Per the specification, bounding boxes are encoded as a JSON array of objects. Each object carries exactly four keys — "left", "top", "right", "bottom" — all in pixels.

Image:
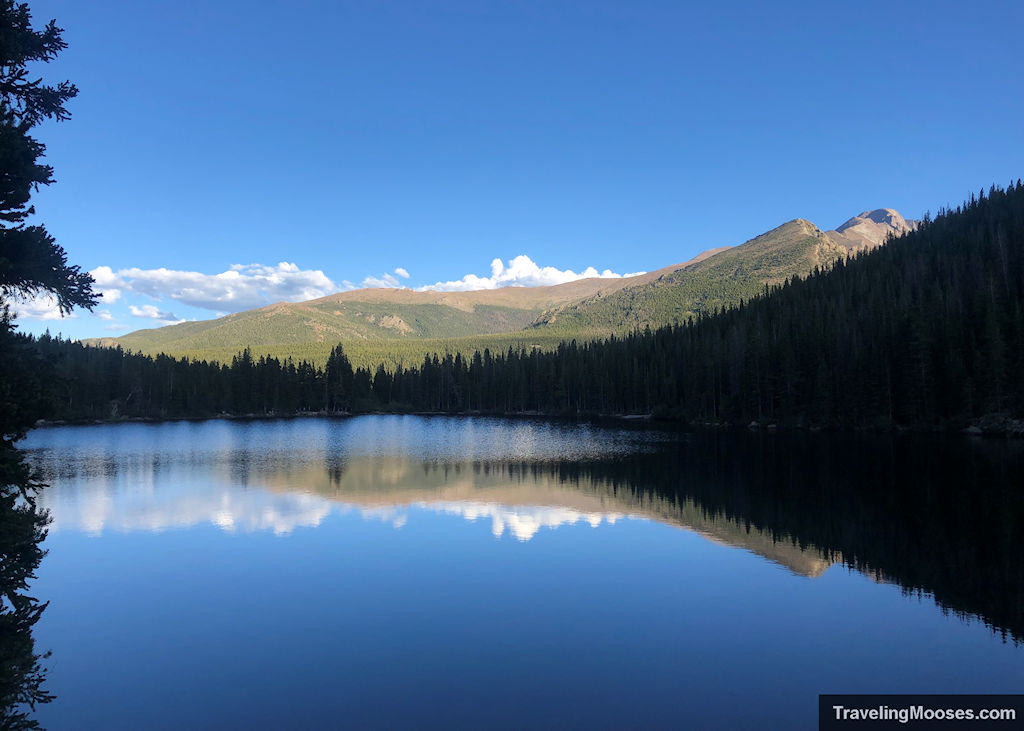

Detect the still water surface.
[{"left": 20, "top": 416, "right": 1024, "bottom": 728}]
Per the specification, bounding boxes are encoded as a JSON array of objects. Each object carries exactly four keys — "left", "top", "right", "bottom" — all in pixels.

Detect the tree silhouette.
[
  {"left": 0, "top": 0, "right": 94, "bottom": 314},
  {"left": 0, "top": 2, "right": 97, "bottom": 722}
]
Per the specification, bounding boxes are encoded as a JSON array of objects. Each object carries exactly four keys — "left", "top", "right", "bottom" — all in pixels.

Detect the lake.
[{"left": 16, "top": 416, "right": 1024, "bottom": 728}]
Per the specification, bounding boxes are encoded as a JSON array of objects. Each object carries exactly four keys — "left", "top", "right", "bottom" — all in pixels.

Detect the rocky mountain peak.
[{"left": 828, "top": 208, "right": 917, "bottom": 250}]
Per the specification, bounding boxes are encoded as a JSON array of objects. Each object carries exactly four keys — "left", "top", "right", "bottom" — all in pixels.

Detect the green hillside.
[
  {"left": 532, "top": 220, "right": 848, "bottom": 333},
  {"left": 104, "top": 300, "right": 540, "bottom": 351}
]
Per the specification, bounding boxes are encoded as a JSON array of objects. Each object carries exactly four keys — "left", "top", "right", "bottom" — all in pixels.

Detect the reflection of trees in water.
[
  {"left": 313, "top": 430, "right": 1024, "bottom": 641},
  {"left": 0, "top": 443, "right": 53, "bottom": 728},
  {"left": 519, "top": 431, "right": 1024, "bottom": 644}
]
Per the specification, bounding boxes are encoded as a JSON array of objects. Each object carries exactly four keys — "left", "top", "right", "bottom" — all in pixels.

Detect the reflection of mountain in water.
[
  {"left": 265, "top": 457, "right": 837, "bottom": 577},
  {"left": 35, "top": 451, "right": 836, "bottom": 578},
  {"left": 29, "top": 425, "right": 1024, "bottom": 642},
  {"left": 267, "top": 432, "right": 1024, "bottom": 641}
]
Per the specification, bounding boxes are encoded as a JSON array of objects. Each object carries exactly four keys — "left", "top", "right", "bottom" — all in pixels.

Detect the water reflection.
[
  {"left": 0, "top": 444, "right": 53, "bottom": 727},
  {"left": 29, "top": 449, "right": 835, "bottom": 577},
  {"left": 22, "top": 418, "right": 1024, "bottom": 643}
]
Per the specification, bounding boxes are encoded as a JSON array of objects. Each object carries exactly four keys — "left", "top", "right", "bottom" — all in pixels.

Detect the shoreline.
[{"left": 29, "top": 410, "right": 1024, "bottom": 438}]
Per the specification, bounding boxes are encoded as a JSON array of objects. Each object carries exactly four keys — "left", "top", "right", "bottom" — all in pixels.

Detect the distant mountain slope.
[
  {"left": 90, "top": 249, "right": 720, "bottom": 356},
  {"left": 91, "top": 208, "right": 911, "bottom": 364},
  {"left": 532, "top": 210, "right": 912, "bottom": 333},
  {"left": 99, "top": 299, "right": 541, "bottom": 351}
]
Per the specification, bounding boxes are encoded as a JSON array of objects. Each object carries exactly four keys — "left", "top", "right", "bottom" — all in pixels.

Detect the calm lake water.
[{"left": 17, "top": 416, "right": 1024, "bottom": 728}]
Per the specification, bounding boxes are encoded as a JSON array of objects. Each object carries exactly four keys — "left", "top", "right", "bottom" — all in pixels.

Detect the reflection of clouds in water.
[
  {"left": 21, "top": 419, "right": 842, "bottom": 582},
  {"left": 348, "top": 505, "right": 410, "bottom": 530},
  {"left": 423, "top": 501, "right": 624, "bottom": 542},
  {"left": 25, "top": 417, "right": 651, "bottom": 539},
  {"left": 39, "top": 480, "right": 332, "bottom": 536},
  {"left": 348, "top": 503, "right": 622, "bottom": 541},
  {"left": 40, "top": 479, "right": 624, "bottom": 542}
]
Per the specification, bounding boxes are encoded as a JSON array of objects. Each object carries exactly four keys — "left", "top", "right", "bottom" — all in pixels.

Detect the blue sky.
[{"left": 15, "top": 0, "right": 1024, "bottom": 338}]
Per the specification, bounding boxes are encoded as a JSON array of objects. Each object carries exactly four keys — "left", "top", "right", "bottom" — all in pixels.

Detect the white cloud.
[
  {"left": 129, "top": 304, "right": 185, "bottom": 325},
  {"left": 89, "top": 262, "right": 338, "bottom": 313},
  {"left": 90, "top": 266, "right": 122, "bottom": 303},
  {"left": 9, "top": 295, "right": 73, "bottom": 321},
  {"left": 70, "top": 256, "right": 643, "bottom": 326},
  {"left": 419, "top": 254, "right": 645, "bottom": 292},
  {"left": 361, "top": 272, "right": 402, "bottom": 288},
  {"left": 358, "top": 267, "right": 413, "bottom": 288}
]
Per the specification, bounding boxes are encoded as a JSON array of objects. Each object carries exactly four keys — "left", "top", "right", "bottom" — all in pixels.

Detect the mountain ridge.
[{"left": 88, "top": 208, "right": 913, "bottom": 367}]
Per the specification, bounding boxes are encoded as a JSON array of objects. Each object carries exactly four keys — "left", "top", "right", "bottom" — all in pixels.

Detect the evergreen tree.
[
  {"left": 0, "top": 4, "right": 91, "bottom": 723},
  {"left": 0, "top": 1, "right": 93, "bottom": 314}
]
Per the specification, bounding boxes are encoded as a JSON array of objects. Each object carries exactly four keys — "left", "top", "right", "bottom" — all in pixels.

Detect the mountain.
[
  {"left": 826, "top": 208, "right": 917, "bottom": 250},
  {"left": 91, "top": 208, "right": 913, "bottom": 367},
  {"left": 530, "top": 209, "right": 916, "bottom": 333},
  {"left": 88, "top": 249, "right": 722, "bottom": 365}
]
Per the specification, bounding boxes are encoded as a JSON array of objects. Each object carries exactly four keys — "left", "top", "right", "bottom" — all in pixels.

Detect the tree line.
[{"left": 22, "top": 181, "right": 1024, "bottom": 430}]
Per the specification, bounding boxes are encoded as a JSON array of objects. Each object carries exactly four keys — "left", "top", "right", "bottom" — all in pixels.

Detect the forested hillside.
[
  {"left": 535, "top": 209, "right": 917, "bottom": 335},
  {"left": 534, "top": 219, "right": 847, "bottom": 333},
  {"left": 25, "top": 184, "right": 1024, "bottom": 430}
]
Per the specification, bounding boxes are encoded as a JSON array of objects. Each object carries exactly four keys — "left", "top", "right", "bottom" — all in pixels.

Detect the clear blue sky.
[{"left": 17, "top": 0, "right": 1024, "bottom": 338}]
